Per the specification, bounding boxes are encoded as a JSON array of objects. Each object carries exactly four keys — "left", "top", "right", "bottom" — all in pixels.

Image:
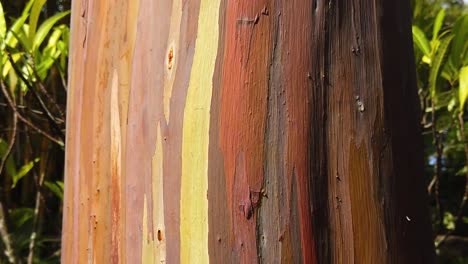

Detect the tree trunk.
[{"left": 61, "top": 0, "right": 435, "bottom": 263}]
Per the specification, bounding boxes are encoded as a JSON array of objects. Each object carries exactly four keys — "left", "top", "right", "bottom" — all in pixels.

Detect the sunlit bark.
[{"left": 62, "top": 0, "right": 435, "bottom": 263}]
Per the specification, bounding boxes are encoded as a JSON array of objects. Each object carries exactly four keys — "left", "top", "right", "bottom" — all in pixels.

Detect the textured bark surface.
[{"left": 62, "top": 0, "right": 435, "bottom": 263}]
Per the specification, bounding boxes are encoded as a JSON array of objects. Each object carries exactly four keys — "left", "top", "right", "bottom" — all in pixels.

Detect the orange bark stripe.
[{"left": 220, "top": 0, "right": 272, "bottom": 262}]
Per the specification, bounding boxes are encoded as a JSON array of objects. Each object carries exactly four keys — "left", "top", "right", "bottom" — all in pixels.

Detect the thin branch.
[
  {"left": 0, "top": 105, "right": 17, "bottom": 178},
  {"left": 1, "top": 81, "right": 64, "bottom": 148},
  {"left": 26, "top": 126, "right": 47, "bottom": 264},
  {"left": 7, "top": 54, "right": 65, "bottom": 139},
  {"left": 35, "top": 77, "right": 65, "bottom": 121},
  {"left": 0, "top": 103, "right": 64, "bottom": 124},
  {"left": 55, "top": 60, "right": 68, "bottom": 92},
  {"left": 429, "top": 96, "right": 443, "bottom": 232},
  {"left": 27, "top": 192, "right": 40, "bottom": 264},
  {"left": 0, "top": 202, "right": 16, "bottom": 264},
  {"left": 19, "top": 53, "right": 66, "bottom": 120},
  {"left": 13, "top": 50, "right": 66, "bottom": 121},
  {"left": 0, "top": 92, "right": 18, "bottom": 264},
  {"left": 427, "top": 176, "right": 436, "bottom": 194},
  {"left": 27, "top": 168, "right": 44, "bottom": 264}
]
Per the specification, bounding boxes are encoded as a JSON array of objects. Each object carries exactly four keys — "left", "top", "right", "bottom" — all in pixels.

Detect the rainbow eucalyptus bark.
[{"left": 62, "top": 0, "right": 434, "bottom": 263}]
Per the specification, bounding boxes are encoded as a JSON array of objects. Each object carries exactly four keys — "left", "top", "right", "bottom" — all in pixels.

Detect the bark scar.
[
  {"left": 81, "top": 0, "right": 89, "bottom": 47},
  {"left": 236, "top": 7, "right": 269, "bottom": 66},
  {"left": 239, "top": 186, "right": 266, "bottom": 220}
]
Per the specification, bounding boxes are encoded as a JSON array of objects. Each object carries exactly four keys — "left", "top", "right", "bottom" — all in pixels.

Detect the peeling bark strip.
[
  {"left": 180, "top": 0, "right": 221, "bottom": 261},
  {"left": 62, "top": 0, "right": 434, "bottom": 263}
]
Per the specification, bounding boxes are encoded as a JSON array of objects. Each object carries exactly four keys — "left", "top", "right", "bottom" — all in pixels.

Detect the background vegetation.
[
  {"left": 0, "top": 0, "right": 69, "bottom": 263},
  {"left": 0, "top": 0, "right": 465, "bottom": 263},
  {"left": 412, "top": 0, "right": 468, "bottom": 262}
]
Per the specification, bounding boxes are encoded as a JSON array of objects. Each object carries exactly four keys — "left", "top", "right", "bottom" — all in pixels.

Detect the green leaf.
[
  {"left": 4, "top": 0, "right": 34, "bottom": 48},
  {"left": 432, "top": 9, "right": 445, "bottom": 42},
  {"left": 11, "top": 158, "right": 39, "bottom": 188},
  {"left": 456, "top": 165, "right": 467, "bottom": 176},
  {"left": 2, "top": 52, "right": 23, "bottom": 78},
  {"left": 9, "top": 25, "right": 32, "bottom": 52},
  {"left": 448, "top": 97, "right": 456, "bottom": 112},
  {"left": 44, "top": 181, "right": 64, "bottom": 200},
  {"left": 46, "top": 26, "right": 64, "bottom": 49},
  {"left": 33, "top": 10, "right": 70, "bottom": 51},
  {"left": 450, "top": 14, "right": 468, "bottom": 68},
  {"left": 464, "top": 47, "right": 468, "bottom": 67},
  {"left": 441, "top": 59, "right": 458, "bottom": 82},
  {"left": 57, "top": 39, "right": 68, "bottom": 56},
  {"left": 8, "top": 65, "right": 18, "bottom": 94},
  {"left": 460, "top": 66, "right": 468, "bottom": 110},
  {"left": 412, "top": 0, "right": 423, "bottom": 21},
  {"left": 36, "top": 56, "right": 57, "bottom": 80},
  {"left": 0, "top": 2, "right": 6, "bottom": 40},
  {"left": 29, "top": 0, "right": 47, "bottom": 44},
  {"left": 8, "top": 208, "right": 34, "bottom": 229},
  {"left": 56, "top": 180, "right": 64, "bottom": 189},
  {"left": 412, "top": 25, "right": 431, "bottom": 57},
  {"left": 4, "top": 15, "right": 29, "bottom": 49},
  {"left": 34, "top": 27, "right": 65, "bottom": 76},
  {"left": 436, "top": 112, "right": 452, "bottom": 131},
  {"left": 429, "top": 35, "right": 453, "bottom": 97},
  {"left": 435, "top": 90, "right": 454, "bottom": 107},
  {"left": 22, "top": 0, "right": 35, "bottom": 16},
  {"left": 61, "top": 25, "right": 69, "bottom": 45},
  {"left": 422, "top": 55, "right": 431, "bottom": 64},
  {"left": 443, "top": 212, "right": 455, "bottom": 231}
]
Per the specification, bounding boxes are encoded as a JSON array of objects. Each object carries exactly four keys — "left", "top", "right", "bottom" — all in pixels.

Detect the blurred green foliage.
[
  {"left": 0, "top": 0, "right": 68, "bottom": 262},
  {"left": 412, "top": 0, "right": 468, "bottom": 262}
]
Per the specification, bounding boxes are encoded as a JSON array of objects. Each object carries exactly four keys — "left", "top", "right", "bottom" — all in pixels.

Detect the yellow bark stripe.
[
  {"left": 110, "top": 69, "right": 122, "bottom": 263},
  {"left": 142, "top": 124, "right": 166, "bottom": 262},
  {"left": 180, "top": 0, "right": 221, "bottom": 262}
]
